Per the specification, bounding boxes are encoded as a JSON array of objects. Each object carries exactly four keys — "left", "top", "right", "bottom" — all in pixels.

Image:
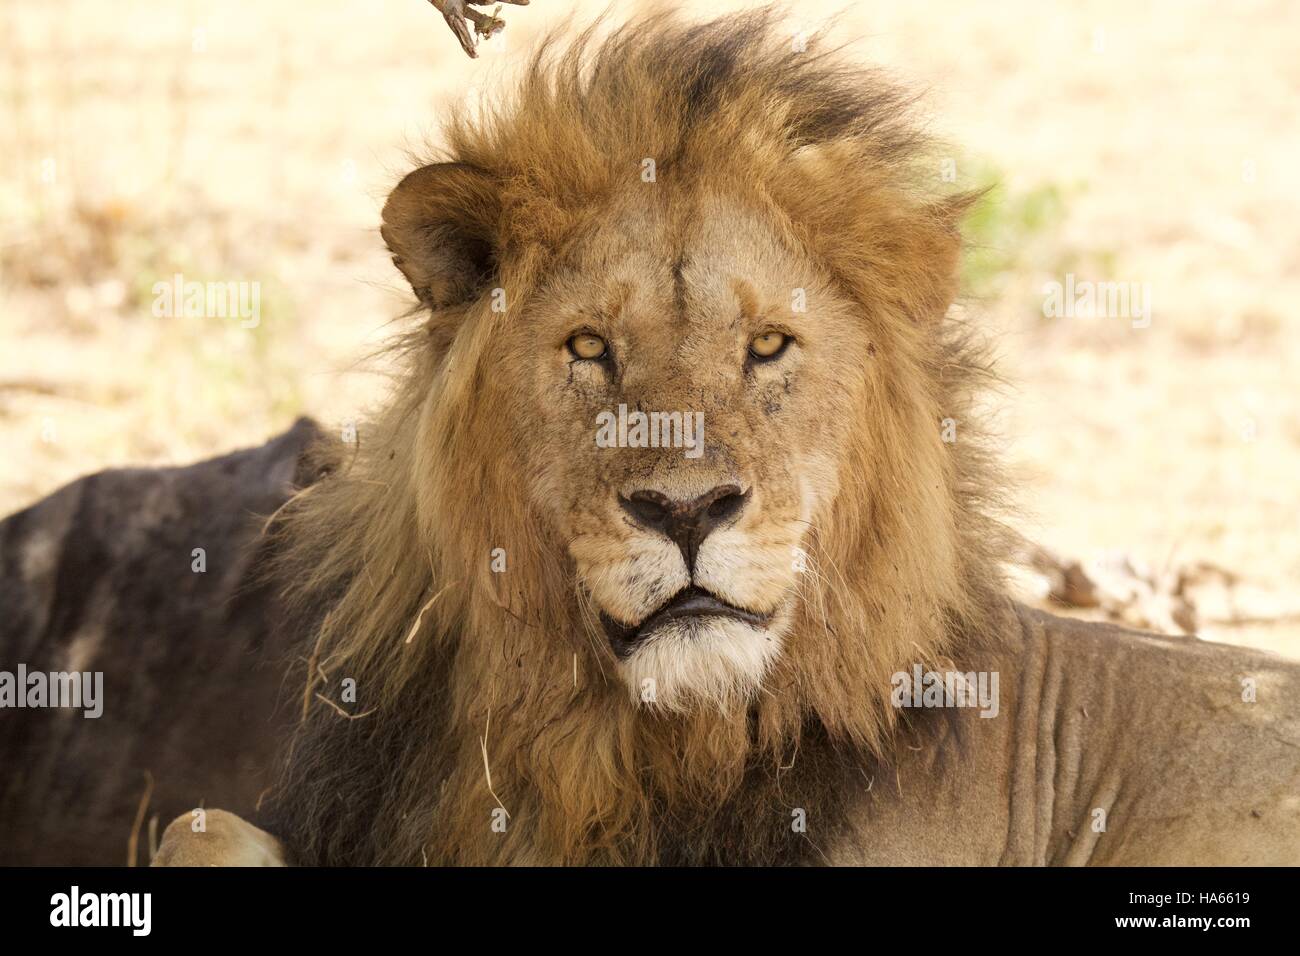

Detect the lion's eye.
[
  {"left": 567, "top": 333, "right": 608, "bottom": 361},
  {"left": 748, "top": 330, "right": 790, "bottom": 361}
]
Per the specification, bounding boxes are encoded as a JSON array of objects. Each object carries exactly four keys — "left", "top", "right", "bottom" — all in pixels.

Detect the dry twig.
[
  {"left": 428, "top": 0, "right": 530, "bottom": 59},
  {"left": 126, "top": 770, "right": 154, "bottom": 867}
]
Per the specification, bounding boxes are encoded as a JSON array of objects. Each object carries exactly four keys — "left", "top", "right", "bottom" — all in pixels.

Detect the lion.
[{"left": 152, "top": 10, "right": 1300, "bottom": 866}]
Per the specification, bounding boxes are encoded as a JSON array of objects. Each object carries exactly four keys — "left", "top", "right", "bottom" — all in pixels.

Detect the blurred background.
[{"left": 2, "top": 0, "right": 1297, "bottom": 656}]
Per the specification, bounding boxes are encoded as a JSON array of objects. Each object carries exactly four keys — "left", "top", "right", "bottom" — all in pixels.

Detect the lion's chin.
[{"left": 615, "top": 615, "right": 783, "bottom": 714}]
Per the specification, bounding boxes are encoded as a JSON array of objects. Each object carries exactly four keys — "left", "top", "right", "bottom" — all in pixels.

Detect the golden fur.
[{"left": 258, "top": 8, "right": 1012, "bottom": 865}]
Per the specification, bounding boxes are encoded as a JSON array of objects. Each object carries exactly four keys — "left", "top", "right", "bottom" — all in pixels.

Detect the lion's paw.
[{"left": 151, "top": 808, "right": 287, "bottom": 867}]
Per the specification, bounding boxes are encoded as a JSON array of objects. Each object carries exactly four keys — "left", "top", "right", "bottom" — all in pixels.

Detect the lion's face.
[{"left": 496, "top": 192, "right": 871, "bottom": 711}]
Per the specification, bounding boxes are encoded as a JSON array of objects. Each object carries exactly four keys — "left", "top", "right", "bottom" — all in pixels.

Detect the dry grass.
[{"left": 2, "top": 0, "right": 1297, "bottom": 657}]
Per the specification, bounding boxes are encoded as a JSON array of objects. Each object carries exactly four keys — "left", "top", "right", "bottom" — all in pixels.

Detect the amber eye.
[
  {"left": 748, "top": 330, "right": 790, "bottom": 360},
  {"left": 567, "top": 333, "right": 608, "bottom": 360}
]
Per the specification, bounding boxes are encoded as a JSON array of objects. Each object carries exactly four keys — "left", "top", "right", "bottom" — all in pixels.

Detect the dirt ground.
[{"left": 2, "top": 0, "right": 1297, "bottom": 657}]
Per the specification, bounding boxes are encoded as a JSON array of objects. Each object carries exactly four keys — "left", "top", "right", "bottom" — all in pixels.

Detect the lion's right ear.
[{"left": 380, "top": 162, "right": 501, "bottom": 310}]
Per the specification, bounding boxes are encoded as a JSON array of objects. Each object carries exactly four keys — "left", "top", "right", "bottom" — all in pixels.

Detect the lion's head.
[{"left": 269, "top": 9, "right": 1010, "bottom": 865}]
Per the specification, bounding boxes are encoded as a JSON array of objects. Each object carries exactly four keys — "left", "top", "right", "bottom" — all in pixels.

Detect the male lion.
[{"left": 138, "top": 11, "right": 1297, "bottom": 865}]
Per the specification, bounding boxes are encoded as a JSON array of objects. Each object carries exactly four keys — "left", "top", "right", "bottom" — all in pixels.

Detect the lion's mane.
[{"left": 263, "top": 7, "right": 1012, "bottom": 866}]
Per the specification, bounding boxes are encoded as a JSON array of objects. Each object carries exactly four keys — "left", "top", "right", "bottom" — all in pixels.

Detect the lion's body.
[
  {"left": 164, "top": 10, "right": 1300, "bottom": 867},
  {"left": 6, "top": 9, "right": 1295, "bottom": 866},
  {"left": 155, "top": 600, "right": 1300, "bottom": 866},
  {"left": 839, "top": 606, "right": 1300, "bottom": 866}
]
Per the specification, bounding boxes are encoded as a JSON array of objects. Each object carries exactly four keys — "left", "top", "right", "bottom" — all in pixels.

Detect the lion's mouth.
[{"left": 601, "top": 586, "right": 773, "bottom": 658}]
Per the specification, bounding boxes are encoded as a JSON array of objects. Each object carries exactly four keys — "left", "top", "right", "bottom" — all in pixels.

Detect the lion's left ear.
[{"left": 380, "top": 162, "right": 502, "bottom": 310}]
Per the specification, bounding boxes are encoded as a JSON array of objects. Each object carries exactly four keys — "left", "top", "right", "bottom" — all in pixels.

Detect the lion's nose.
[{"left": 619, "top": 484, "right": 749, "bottom": 571}]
